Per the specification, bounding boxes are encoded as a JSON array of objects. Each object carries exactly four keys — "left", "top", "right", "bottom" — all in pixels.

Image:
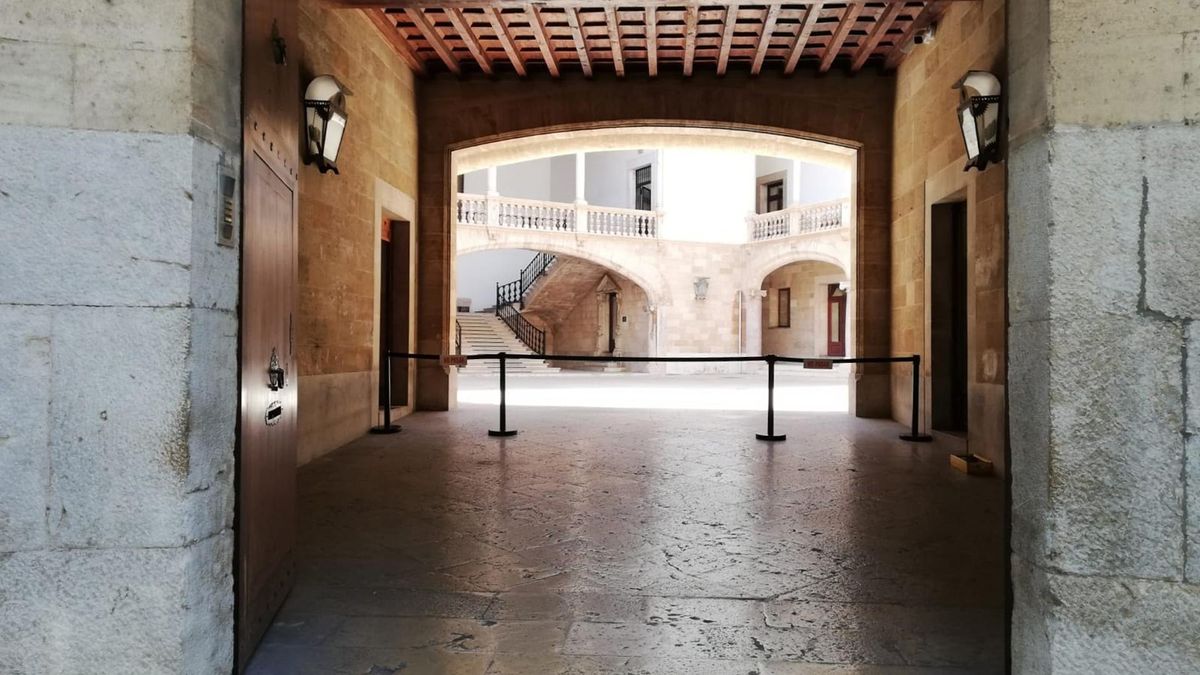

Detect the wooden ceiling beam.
[
  {"left": 645, "top": 6, "right": 658, "bottom": 77},
  {"left": 884, "top": 0, "right": 950, "bottom": 69},
  {"left": 750, "top": 4, "right": 779, "bottom": 76},
  {"left": 818, "top": 3, "right": 861, "bottom": 73},
  {"left": 783, "top": 1, "right": 821, "bottom": 75},
  {"left": 526, "top": 4, "right": 561, "bottom": 77},
  {"left": 444, "top": 7, "right": 492, "bottom": 74},
  {"left": 682, "top": 4, "right": 698, "bottom": 77},
  {"left": 716, "top": 4, "right": 737, "bottom": 76},
  {"left": 405, "top": 8, "right": 461, "bottom": 74},
  {"left": 604, "top": 6, "right": 625, "bottom": 77},
  {"left": 850, "top": 2, "right": 902, "bottom": 72},
  {"left": 364, "top": 9, "right": 427, "bottom": 74},
  {"left": 564, "top": 7, "right": 594, "bottom": 77},
  {"left": 484, "top": 6, "right": 527, "bottom": 76},
  {"left": 331, "top": 1, "right": 975, "bottom": 8}
]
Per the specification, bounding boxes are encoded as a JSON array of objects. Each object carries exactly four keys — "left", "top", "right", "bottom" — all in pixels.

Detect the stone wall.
[
  {"left": 294, "top": 0, "right": 418, "bottom": 464},
  {"left": 890, "top": 0, "right": 1007, "bottom": 468},
  {"left": 0, "top": 0, "right": 241, "bottom": 672},
  {"left": 1008, "top": 0, "right": 1200, "bottom": 670},
  {"left": 761, "top": 261, "right": 848, "bottom": 357},
  {"left": 419, "top": 71, "right": 895, "bottom": 414}
]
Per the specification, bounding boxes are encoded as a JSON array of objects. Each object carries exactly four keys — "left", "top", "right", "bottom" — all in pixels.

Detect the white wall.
[
  {"left": 585, "top": 149, "right": 655, "bottom": 208},
  {"left": 460, "top": 156, "right": 575, "bottom": 202},
  {"left": 796, "top": 162, "right": 851, "bottom": 203},
  {"left": 659, "top": 148, "right": 755, "bottom": 243},
  {"left": 456, "top": 249, "right": 538, "bottom": 310}
]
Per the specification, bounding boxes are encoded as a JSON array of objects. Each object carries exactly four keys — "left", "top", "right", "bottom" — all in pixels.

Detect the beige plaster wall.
[
  {"left": 295, "top": 1, "right": 418, "bottom": 464},
  {"left": 761, "top": 261, "right": 847, "bottom": 357},
  {"left": 890, "top": 0, "right": 1007, "bottom": 469}
]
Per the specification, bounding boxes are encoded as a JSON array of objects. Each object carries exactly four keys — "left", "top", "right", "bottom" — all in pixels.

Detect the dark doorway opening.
[
  {"left": 827, "top": 284, "right": 846, "bottom": 357},
  {"left": 930, "top": 201, "right": 968, "bottom": 434},
  {"left": 380, "top": 219, "right": 411, "bottom": 408},
  {"left": 606, "top": 291, "right": 618, "bottom": 354}
]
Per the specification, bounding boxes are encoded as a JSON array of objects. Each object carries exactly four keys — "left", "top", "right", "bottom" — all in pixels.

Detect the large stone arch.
[
  {"left": 416, "top": 71, "right": 894, "bottom": 415},
  {"left": 455, "top": 230, "right": 671, "bottom": 309}
]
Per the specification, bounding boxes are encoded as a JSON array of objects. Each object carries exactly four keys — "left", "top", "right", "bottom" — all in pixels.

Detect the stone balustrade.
[
  {"left": 747, "top": 198, "right": 851, "bottom": 241},
  {"left": 456, "top": 193, "right": 659, "bottom": 239}
]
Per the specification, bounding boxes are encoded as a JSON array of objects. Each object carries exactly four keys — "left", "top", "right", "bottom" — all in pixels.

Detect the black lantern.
[
  {"left": 304, "top": 75, "right": 349, "bottom": 174},
  {"left": 953, "top": 71, "right": 1001, "bottom": 171}
]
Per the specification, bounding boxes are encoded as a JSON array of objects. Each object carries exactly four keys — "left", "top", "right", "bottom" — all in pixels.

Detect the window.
[
  {"left": 634, "top": 165, "right": 653, "bottom": 211},
  {"left": 765, "top": 179, "right": 785, "bottom": 212},
  {"left": 777, "top": 288, "right": 791, "bottom": 328}
]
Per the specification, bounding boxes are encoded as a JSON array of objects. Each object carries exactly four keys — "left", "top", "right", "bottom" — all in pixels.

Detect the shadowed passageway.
[{"left": 248, "top": 374, "right": 1004, "bottom": 674}]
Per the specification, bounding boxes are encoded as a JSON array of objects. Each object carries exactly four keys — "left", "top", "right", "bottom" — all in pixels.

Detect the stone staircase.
[{"left": 456, "top": 313, "right": 560, "bottom": 375}]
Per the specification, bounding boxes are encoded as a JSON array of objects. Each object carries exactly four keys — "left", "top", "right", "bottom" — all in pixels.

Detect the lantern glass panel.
[
  {"left": 323, "top": 112, "right": 346, "bottom": 163},
  {"left": 959, "top": 107, "right": 980, "bottom": 161}
]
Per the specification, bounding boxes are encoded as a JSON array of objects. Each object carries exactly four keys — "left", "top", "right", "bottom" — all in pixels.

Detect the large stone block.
[
  {"left": 1047, "top": 313, "right": 1185, "bottom": 579},
  {"left": 72, "top": 45, "right": 192, "bottom": 134},
  {"left": 0, "top": 532, "right": 233, "bottom": 675},
  {"left": 1188, "top": 434, "right": 1200, "bottom": 584},
  {"left": 0, "top": 126, "right": 195, "bottom": 307},
  {"left": 1017, "top": 560, "right": 1200, "bottom": 674},
  {"left": 0, "top": 306, "right": 52, "bottom": 552},
  {"left": 1142, "top": 126, "right": 1200, "bottom": 319},
  {"left": 1046, "top": 129, "right": 1143, "bottom": 318},
  {"left": 188, "top": 138, "right": 239, "bottom": 313},
  {"left": 47, "top": 306, "right": 224, "bottom": 548},
  {"left": 0, "top": 41, "right": 73, "bottom": 127},
  {"left": 185, "top": 307, "right": 238, "bottom": 533},
  {"left": 1008, "top": 133, "right": 1051, "bottom": 325},
  {"left": 0, "top": 0, "right": 191, "bottom": 52},
  {"left": 1008, "top": 319, "right": 1052, "bottom": 565}
]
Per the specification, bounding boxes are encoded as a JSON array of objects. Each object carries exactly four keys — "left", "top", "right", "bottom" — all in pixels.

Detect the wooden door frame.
[{"left": 827, "top": 283, "right": 847, "bottom": 357}]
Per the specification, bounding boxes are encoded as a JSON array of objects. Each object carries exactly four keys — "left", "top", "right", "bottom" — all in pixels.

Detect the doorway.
[
  {"left": 380, "top": 219, "right": 411, "bottom": 408},
  {"left": 605, "top": 291, "right": 618, "bottom": 354},
  {"left": 930, "top": 201, "right": 968, "bottom": 434},
  {"left": 827, "top": 284, "right": 846, "bottom": 357}
]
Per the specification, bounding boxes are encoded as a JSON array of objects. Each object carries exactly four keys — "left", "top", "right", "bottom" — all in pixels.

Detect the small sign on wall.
[
  {"left": 440, "top": 354, "right": 468, "bottom": 368},
  {"left": 804, "top": 359, "right": 834, "bottom": 370}
]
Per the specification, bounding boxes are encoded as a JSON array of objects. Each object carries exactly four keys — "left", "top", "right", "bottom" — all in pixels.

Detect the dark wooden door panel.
[{"left": 239, "top": 0, "right": 300, "bottom": 669}]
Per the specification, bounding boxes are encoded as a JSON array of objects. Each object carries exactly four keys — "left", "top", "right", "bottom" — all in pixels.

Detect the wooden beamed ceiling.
[{"left": 342, "top": 1, "right": 961, "bottom": 77}]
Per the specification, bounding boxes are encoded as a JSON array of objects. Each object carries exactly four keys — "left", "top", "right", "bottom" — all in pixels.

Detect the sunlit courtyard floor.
[{"left": 248, "top": 372, "right": 1005, "bottom": 674}]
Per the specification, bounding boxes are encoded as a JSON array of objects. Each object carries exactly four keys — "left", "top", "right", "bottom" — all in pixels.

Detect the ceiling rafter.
[{"left": 357, "top": 1, "right": 971, "bottom": 78}]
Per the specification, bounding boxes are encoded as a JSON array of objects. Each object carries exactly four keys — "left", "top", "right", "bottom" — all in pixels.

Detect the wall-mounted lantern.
[
  {"left": 304, "top": 75, "right": 349, "bottom": 174},
  {"left": 694, "top": 277, "right": 710, "bottom": 301},
  {"left": 953, "top": 71, "right": 1001, "bottom": 171}
]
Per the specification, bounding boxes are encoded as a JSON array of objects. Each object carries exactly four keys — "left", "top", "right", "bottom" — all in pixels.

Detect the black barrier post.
[
  {"left": 488, "top": 352, "right": 518, "bottom": 437},
  {"left": 756, "top": 355, "right": 787, "bottom": 441},
  {"left": 370, "top": 353, "right": 401, "bottom": 434},
  {"left": 900, "top": 354, "right": 933, "bottom": 442}
]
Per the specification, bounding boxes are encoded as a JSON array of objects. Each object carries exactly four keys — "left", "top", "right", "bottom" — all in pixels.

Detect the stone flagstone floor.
[{"left": 247, "top": 373, "right": 1005, "bottom": 674}]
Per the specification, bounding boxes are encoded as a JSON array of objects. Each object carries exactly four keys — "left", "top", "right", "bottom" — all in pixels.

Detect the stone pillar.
[
  {"left": 1008, "top": 0, "right": 1200, "bottom": 670},
  {"left": 744, "top": 290, "right": 764, "bottom": 356},
  {"left": 574, "top": 151, "right": 587, "bottom": 202},
  {"left": 0, "top": 0, "right": 241, "bottom": 672}
]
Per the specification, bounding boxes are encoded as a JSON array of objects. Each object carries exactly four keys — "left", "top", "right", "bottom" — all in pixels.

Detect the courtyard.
[{"left": 247, "top": 373, "right": 1004, "bottom": 674}]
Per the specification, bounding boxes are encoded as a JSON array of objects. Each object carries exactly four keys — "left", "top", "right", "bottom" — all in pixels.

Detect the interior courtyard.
[{"left": 3, "top": 0, "right": 1200, "bottom": 673}]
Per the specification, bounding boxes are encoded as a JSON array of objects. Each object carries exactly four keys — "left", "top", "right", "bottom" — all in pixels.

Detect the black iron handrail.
[
  {"left": 519, "top": 251, "right": 556, "bottom": 297},
  {"left": 455, "top": 319, "right": 462, "bottom": 355},
  {"left": 496, "top": 303, "right": 546, "bottom": 354},
  {"left": 379, "top": 351, "right": 932, "bottom": 443}
]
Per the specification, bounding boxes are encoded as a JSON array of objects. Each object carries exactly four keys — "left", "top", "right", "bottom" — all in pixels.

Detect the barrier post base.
[
  {"left": 756, "top": 433, "right": 787, "bottom": 441},
  {"left": 899, "top": 433, "right": 933, "bottom": 443},
  {"left": 488, "top": 429, "right": 518, "bottom": 437}
]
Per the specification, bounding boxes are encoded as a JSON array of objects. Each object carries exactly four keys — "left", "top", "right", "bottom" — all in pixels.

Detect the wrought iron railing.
[
  {"left": 496, "top": 303, "right": 546, "bottom": 355},
  {"left": 455, "top": 319, "right": 462, "bottom": 355},
  {"left": 519, "top": 251, "right": 556, "bottom": 297},
  {"left": 493, "top": 251, "right": 558, "bottom": 354}
]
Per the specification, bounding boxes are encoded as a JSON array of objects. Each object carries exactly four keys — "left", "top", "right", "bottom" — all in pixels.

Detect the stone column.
[
  {"left": 744, "top": 290, "right": 764, "bottom": 356},
  {"left": 787, "top": 159, "right": 803, "bottom": 207},
  {"left": 0, "top": 0, "right": 241, "bottom": 671},
  {"left": 574, "top": 151, "right": 586, "bottom": 202},
  {"left": 1008, "top": 0, "right": 1200, "bottom": 670}
]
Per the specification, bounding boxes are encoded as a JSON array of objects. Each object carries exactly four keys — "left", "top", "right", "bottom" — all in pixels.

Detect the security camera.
[{"left": 912, "top": 24, "right": 936, "bottom": 46}]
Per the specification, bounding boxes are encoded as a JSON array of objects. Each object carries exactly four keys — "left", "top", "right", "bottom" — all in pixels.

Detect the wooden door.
[
  {"left": 380, "top": 220, "right": 411, "bottom": 407},
  {"left": 827, "top": 284, "right": 846, "bottom": 357},
  {"left": 239, "top": 0, "right": 299, "bottom": 669}
]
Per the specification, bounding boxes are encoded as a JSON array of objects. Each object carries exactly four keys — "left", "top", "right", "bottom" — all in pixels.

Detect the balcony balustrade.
[
  {"left": 747, "top": 198, "right": 851, "bottom": 241},
  {"left": 457, "top": 193, "right": 659, "bottom": 239}
]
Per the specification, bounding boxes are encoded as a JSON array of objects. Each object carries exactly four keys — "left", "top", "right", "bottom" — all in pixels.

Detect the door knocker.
[{"left": 268, "top": 348, "right": 286, "bottom": 391}]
